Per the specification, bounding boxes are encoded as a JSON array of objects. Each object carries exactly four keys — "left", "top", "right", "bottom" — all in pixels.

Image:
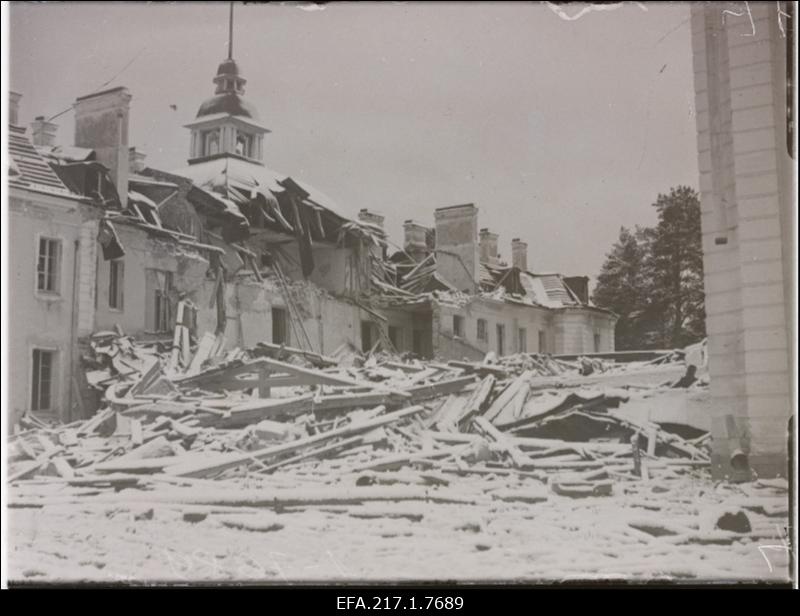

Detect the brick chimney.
[
  {"left": 403, "top": 220, "right": 430, "bottom": 260},
  {"left": 9, "top": 91, "right": 22, "bottom": 126},
  {"left": 73, "top": 87, "right": 132, "bottom": 201},
  {"left": 511, "top": 238, "right": 528, "bottom": 271},
  {"left": 479, "top": 228, "right": 499, "bottom": 265},
  {"left": 30, "top": 116, "right": 58, "bottom": 147},
  {"left": 434, "top": 203, "right": 479, "bottom": 293},
  {"left": 564, "top": 276, "right": 590, "bottom": 304},
  {"left": 358, "top": 208, "right": 385, "bottom": 230},
  {"left": 129, "top": 147, "right": 146, "bottom": 173}
]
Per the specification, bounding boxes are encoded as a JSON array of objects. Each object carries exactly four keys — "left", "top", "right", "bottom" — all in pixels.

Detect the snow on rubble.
[{"left": 6, "top": 333, "right": 791, "bottom": 583}]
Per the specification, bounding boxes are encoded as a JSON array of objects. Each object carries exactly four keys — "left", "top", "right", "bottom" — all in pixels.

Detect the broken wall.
[
  {"left": 193, "top": 274, "right": 365, "bottom": 355},
  {"left": 94, "top": 223, "right": 209, "bottom": 337},
  {"left": 382, "top": 308, "right": 433, "bottom": 357}
]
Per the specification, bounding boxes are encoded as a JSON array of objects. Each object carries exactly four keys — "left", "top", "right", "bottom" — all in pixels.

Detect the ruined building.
[
  {"left": 373, "top": 204, "right": 617, "bottom": 360},
  {"left": 6, "top": 24, "right": 617, "bottom": 428}
]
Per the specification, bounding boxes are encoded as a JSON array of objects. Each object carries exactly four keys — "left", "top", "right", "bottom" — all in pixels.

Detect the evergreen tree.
[
  {"left": 647, "top": 185, "right": 706, "bottom": 347},
  {"left": 593, "top": 186, "right": 706, "bottom": 350},
  {"left": 592, "top": 226, "right": 651, "bottom": 350}
]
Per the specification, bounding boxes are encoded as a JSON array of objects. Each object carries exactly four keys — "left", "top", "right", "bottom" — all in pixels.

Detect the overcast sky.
[{"left": 9, "top": 1, "right": 699, "bottom": 282}]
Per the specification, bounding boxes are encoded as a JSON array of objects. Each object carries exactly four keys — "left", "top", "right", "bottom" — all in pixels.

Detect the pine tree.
[
  {"left": 647, "top": 186, "right": 706, "bottom": 347},
  {"left": 592, "top": 186, "right": 706, "bottom": 350},
  {"left": 592, "top": 226, "right": 651, "bottom": 350}
]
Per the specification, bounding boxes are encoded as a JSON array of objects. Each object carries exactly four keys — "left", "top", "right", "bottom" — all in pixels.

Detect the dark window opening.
[
  {"left": 496, "top": 324, "right": 505, "bottom": 356},
  {"left": 453, "top": 315, "right": 465, "bottom": 338},
  {"left": 109, "top": 259, "right": 124, "bottom": 310},
  {"left": 361, "top": 320, "right": 374, "bottom": 353},
  {"left": 518, "top": 327, "right": 527, "bottom": 353},
  {"left": 388, "top": 325, "right": 401, "bottom": 351},
  {"left": 31, "top": 349, "right": 54, "bottom": 411},
  {"left": 412, "top": 329, "right": 424, "bottom": 356},
  {"left": 147, "top": 269, "right": 174, "bottom": 333},
  {"left": 272, "top": 307, "right": 288, "bottom": 345},
  {"left": 594, "top": 333, "right": 601, "bottom": 353}
]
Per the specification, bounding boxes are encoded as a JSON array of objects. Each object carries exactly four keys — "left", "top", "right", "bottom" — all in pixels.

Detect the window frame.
[
  {"left": 203, "top": 129, "right": 221, "bottom": 156},
  {"left": 35, "top": 235, "right": 62, "bottom": 297},
  {"left": 272, "top": 307, "right": 289, "bottom": 345},
  {"left": 30, "top": 347, "right": 56, "bottom": 412},
  {"left": 476, "top": 318, "right": 488, "bottom": 343}
]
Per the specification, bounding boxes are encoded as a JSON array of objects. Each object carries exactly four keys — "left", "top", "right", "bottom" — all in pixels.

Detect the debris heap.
[{"left": 10, "top": 331, "right": 711, "bottom": 506}]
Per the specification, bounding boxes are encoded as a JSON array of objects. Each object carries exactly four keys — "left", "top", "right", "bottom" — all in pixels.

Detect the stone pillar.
[{"left": 690, "top": 2, "right": 794, "bottom": 480}]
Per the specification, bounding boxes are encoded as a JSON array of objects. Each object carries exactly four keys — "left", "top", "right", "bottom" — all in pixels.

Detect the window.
[
  {"left": 453, "top": 315, "right": 465, "bottom": 338},
  {"left": 594, "top": 333, "right": 601, "bottom": 353},
  {"left": 235, "top": 132, "right": 254, "bottom": 158},
  {"left": 477, "top": 318, "right": 488, "bottom": 342},
  {"left": 203, "top": 130, "right": 220, "bottom": 156},
  {"left": 37, "top": 237, "right": 61, "bottom": 294},
  {"left": 518, "top": 327, "right": 527, "bottom": 353},
  {"left": 31, "top": 349, "right": 54, "bottom": 411},
  {"left": 538, "top": 330, "right": 546, "bottom": 354},
  {"left": 272, "top": 307, "right": 288, "bottom": 345},
  {"left": 388, "top": 326, "right": 401, "bottom": 351},
  {"left": 496, "top": 324, "right": 505, "bottom": 356},
  {"left": 109, "top": 259, "right": 124, "bottom": 310},
  {"left": 146, "top": 269, "right": 173, "bottom": 333}
]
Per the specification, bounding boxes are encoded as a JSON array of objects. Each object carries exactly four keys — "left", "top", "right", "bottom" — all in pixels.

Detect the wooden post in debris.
[
  {"left": 258, "top": 365, "right": 272, "bottom": 398},
  {"left": 631, "top": 432, "right": 641, "bottom": 477}
]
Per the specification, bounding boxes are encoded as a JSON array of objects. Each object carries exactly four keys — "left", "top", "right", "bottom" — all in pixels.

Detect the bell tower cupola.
[{"left": 185, "top": 2, "right": 269, "bottom": 165}]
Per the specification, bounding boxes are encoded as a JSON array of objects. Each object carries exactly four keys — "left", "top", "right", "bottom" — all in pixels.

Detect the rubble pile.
[{"left": 10, "top": 331, "right": 711, "bottom": 500}]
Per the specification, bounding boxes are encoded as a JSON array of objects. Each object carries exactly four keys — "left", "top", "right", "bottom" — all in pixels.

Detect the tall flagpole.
[{"left": 228, "top": 2, "right": 234, "bottom": 59}]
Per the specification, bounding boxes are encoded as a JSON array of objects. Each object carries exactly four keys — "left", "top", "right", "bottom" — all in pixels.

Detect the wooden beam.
[{"left": 167, "top": 404, "right": 425, "bottom": 478}]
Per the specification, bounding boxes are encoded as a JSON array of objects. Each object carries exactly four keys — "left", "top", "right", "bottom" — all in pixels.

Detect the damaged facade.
[
  {"left": 373, "top": 203, "right": 617, "bottom": 360},
  {"left": 7, "top": 43, "right": 616, "bottom": 428}
]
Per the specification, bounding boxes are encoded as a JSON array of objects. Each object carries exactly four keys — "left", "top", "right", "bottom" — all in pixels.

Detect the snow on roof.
[
  {"left": 171, "top": 156, "right": 353, "bottom": 222},
  {"left": 8, "top": 125, "right": 74, "bottom": 196}
]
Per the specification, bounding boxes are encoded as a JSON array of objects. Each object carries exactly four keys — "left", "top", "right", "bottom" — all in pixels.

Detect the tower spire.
[{"left": 228, "top": 2, "right": 234, "bottom": 59}]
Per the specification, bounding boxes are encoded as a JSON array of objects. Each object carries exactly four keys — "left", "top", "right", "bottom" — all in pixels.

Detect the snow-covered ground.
[{"left": 7, "top": 470, "right": 790, "bottom": 584}]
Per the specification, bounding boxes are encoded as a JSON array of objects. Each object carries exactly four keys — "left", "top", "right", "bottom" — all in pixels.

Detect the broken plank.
[
  {"left": 258, "top": 435, "right": 366, "bottom": 474},
  {"left": 456, "top": 375, "right": 495, "bottom": 427},
  {"left": 472, "top": 416, "right": 533, "bottom": 470},
  {"left": 167, "top": 405, "right": 425, "bottom": 478},
  {"left": 403, "top": 375, "right": 475, "bottom": 402},
  {"left": 482, "top": 371, "right": 533, "bottom": 423}
]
